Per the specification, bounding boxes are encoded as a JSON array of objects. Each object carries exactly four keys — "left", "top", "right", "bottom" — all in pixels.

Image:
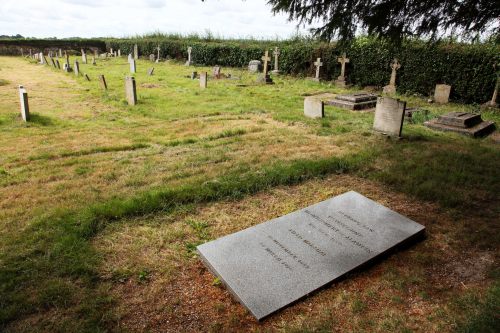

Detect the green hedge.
[{"left": 0, "top": 39, "right": 106, "bottom": 56}]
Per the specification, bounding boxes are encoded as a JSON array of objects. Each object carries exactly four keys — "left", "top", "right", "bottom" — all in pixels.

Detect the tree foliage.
[{"left": 266, "top": 0, "right": 500, "bottom": 41}]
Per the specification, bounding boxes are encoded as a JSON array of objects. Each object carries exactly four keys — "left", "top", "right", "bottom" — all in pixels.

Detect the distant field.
[{"left": 0, "top": 56, "right": 498, "bottom": 332}]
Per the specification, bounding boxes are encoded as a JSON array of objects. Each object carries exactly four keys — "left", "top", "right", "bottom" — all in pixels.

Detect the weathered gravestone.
[
  {"left": 74, "top": 61, "right": 80, "bottom": 76},
  {"left": 304, "top": 97, "right": 325, "bottom": 119},
  {"left": 125, "top": 76, "right": 137, "bottom": 106},
  {"left": 128, "top": 53, "right": 133, "bottom": 63},
  {"left": 185, "top": 47, "right": 192, "bottom": 66},
  {"left": 133, "top": 44, "right": 138, "bottom": 60},
  {"left": 424, "top": 112, "right": 495, "bottom": 137},
  {"left": 200, "top": 72, "right": 208, "bottom": 89},
  {"left": 335, "top": 53, "right": 350, "bottom": 87},
  {"left": 55, "top": 60, "right": 61, "bottom": 69},
  {"left": 383, "top": 59, "right": 401, "bottom": 94},
  {"left": 248, "top": 60, "right": 262, "bottom": 73},
  {"left": 98, "top": 75, "right": 107, "bottom": 90},
  {"left": 373, "top": 97, "right": 406, "bottom": 137},
  {"left": 92, "top": 56, "right": 96, "bottom": 65},
  {"left": 313, "top": 58, "right": 323, "bottom": 82},
  {"left": 329, "top": 92, "right": 378, "bottom": 111},
  {"left": 434, "top": 84, "right": 451, "bottom": 104},
  {"left": 63, "top": 63, "right": 72, "bottom": 73},
  {"left": 213, "top": 66, "right": 221, "bottom": 79},
  {"left": 198, "top": 191, "right": 425, "bottom": 320},
  {"left": 81, "top": 49, "right": 87, "bottom": 64},
  {"left": 155, "top": 46, "right": 160, "bottom": 63},
  {"left": 117, "top": 49, "right": 121, "bottom": 57},
  {"left": 130, "top": 59, "right": 136, "bottom": 73},
  {"left": 272, "top": 47, "right": 281, "bottom": 74},
  {"left": 18, "top": 85, "right": 30, "bottom": 122},
  {"left": 149, "top": 54, "right": 156, "bottom": 62},
  {"left": 147, "top": 67, "right": 154, "bottom": 76}
]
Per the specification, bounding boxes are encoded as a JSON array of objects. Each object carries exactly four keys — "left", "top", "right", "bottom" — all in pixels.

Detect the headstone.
[
  {"left": 55, "top": 60, "right": 61, "bottom": 69},
  {"left": 92, "top": 56, "right": 96, "bottom": 65},
  {"left": 329, "top": 92, "right": 378, "bottom": 111},
  {"left": 383, "top": 59, "right": 401, "bottom": 94},
  {"left": 149, "top": 54, "right": 155, "bottom": 62},
  {"left": 65, "top": 53, "right": 70, "bottom": 67},
  {"left": 190, "top": 71, "right": 198, "bottom": 80},
  {"left": 117, "top": 49, "right": 121, "bottom": 57},
  {"left": 200, "top": 72, "right": 208, "bottom": 89},
  {"left": 128, "top": 53, "right": 133, "bottom": 63},
  {"left": 213, "top": 66, "right": 221, "bottom": 79},
  {"left": 20, "top": 48, "right": 23, "bottom": 57},
  {"left": 39, "top": 53, "right": 45, "bottom": 64},
  {"left": 125, "top": 76, "right": 137, "bottom": 105},
  {"left": 29, "top": 49, "right": 32, "bottom": 57},
  {"left": 185, "top": 47, "right": 192, "bottom": 66},
  {"left": 74, "top": 60, "right": 80, "bottom": 76},
  {"left": 81, "top": 49, "right": 87, "bottom": 64},
  {"left": 373, "top": 97, "right": 406, "bottom": 137},
  {"left": 257, "top": 50, "right": 273, "bottom": 84},
  {"left": 18, "top": 85, "right": 30, "bottom": 122},
  {"left": 59, "top": 49, "right": 62, "bottom": 58},
  {"left": 42, "top": 55, "right": 48, "bottom": 66},
  {"left": 335, "top": 53, "right": 350, "bottom": 87},
  {"left": 248, "top": 60, "right": 262, "bottom": 73},
  {"left": 110, "top": 48, "right": 113, "bottom": 55},
  {"left": 50, "top": 57, "right": 56, "bottom": 68},
  {"left": 489, "top": 68, "right": 499, "bottom": 107},
  {"left": 147, "top": 67, "right": 154, "bottom": 76},
  {"left": 155, "top": 46, "right": 160, "bottom": 63},
  {"left": 84, "top": 74, "right": 90, "bottom": 81},
  {"left": 94, "top": 49, "right": 98, "bottom": 58},
  {"left": 425, "top": 112, "right": 495, "bottom": 137},
  {"left": 304, "top": 97, "right": 324, "bottom": 119},
  {"left": 130, "top": 59, "right": 136, "bottom": 73},
  {"left": 313, "top": 57, "right": 323, "bottom": 82},
  {"left": 198, "top": 191, "right": 425, "bottom": 320},
  {"left": 133, "top": 44, "right": 138, "bottom": 60},
  {"left": 98, "top": 75, "right": 107, "bottom": 90},
  {"left": 272, "top": 47, "right": 281, "bottom": 74},
  {"left": 434, "top": 84, "right": 451, "bottom": 104},
  {"left": 63, "top": 63, "right": 72, "bottom": 72}
]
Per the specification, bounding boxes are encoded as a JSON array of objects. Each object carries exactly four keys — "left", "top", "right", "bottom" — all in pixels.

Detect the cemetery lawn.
[{"left": 0, "top": 56, "right": 498, "bottom": 332}]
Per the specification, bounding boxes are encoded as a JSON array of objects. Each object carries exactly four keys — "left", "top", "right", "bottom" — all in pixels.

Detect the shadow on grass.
[{"left": 28, "top": 113, "right": 55, "bottom": 126}]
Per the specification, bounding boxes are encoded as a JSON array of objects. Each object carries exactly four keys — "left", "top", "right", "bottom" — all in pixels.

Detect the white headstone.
[
  {"left": 373, "top": 97, "right": 406, "bottom": 137},
  {"left": 125, "top": 76, "right": 137, "bottom": 106},
  {"left": 304, "top": 97, "right": 324, "bottom": 119},
  {"left": 18, "top": 85, "right": 30, "bottom": 122},
  {"left": 130, "top": 59, "right": 136, "bottom": 73}
]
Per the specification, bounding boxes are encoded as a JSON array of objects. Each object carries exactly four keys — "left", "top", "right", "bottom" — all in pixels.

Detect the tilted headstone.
[
  {"left": 98, "top": 75, "right": 107, "bottom": 90},
  {"left": 130, "top": 59, "right": 136, "bottom": 73},
  {"left": 248, "top": 60, "right": 262, "bottom": 73},
  {"left": 490, "top": 67, "right": 499, "bottom": 107},
  {"left": 133, "top": 44, "right": 138, "bottom": 60},
  {"left": 335, "top": 53, "right": 350, "bottom": 87},
  {"left": 313, "top": 58, "right": 323, "bottom": 82},
  {"left": 185, "top": 47, "right": 192, "bottom": 66},
  {"left": 383, "top": 59, "right": 401, "bottom": 94},
  {"left": 74, "top": 61, "right": 80, "bottom": 76},
  {"left": 147, "top": 67, "right": 154, "bottom": 76},
  {"left": 272, "top": 47, "right": 281, "bottom": 74},
  {"left": 50, "top": 57, "right": 56, "bottom": 68},
  {"left": 200, "top": 72, "right": 208, "bottom": 89},
  {"left": 198, "top": 191, "right": 425, "bottom": 320},
  {"left": 304, "top": 97, "right": 325, "bottom": 119},
  {"left": 373, "top": 97, "right": 406, "bottom": 137},
  {"left": 125, "top": 76, "right": 137, "bottom": 106},
  {"left": 81, "top": 49, "right": 87, "bottom": 64},
  {"left": 18, "top": 85, "right": 30, "bottom": 122},
  {"left": 434, "top": 84, "right": 451, "bottom": 104}
]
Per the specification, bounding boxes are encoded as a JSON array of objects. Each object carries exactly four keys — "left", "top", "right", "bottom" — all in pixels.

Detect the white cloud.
[{"left": 0, "top": 0, "right": 311, "bottom": 39}]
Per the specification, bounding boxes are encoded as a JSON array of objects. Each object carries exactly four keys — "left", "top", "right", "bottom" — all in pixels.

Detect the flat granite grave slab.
[
  {"left": 425, "top": 118, "right": 495, "bottom": 137},
  {"left": 435, "top": 112, "right": 482, "bottom": 128},
  {"left": 198, "top": 191, "right": 425, "bottom": 320},
  {"left": 328, "top": 92, "right": 378, "bottom": 110}
]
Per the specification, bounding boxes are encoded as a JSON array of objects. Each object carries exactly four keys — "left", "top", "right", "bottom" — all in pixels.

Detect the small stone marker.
[
  {"left": 248, "top": 60, "right": 262, "bottom": 73},
  {"left": 304, "top": 97, "right": 324, "bottom": 118},
  {"left": 373, "top": 97, "right": 406, "bottom": 137},
  {"left": 74, "top": 60, "right": 80, "bottom": 76},
  {"left": 213, "top": 66, "right": 221, "bottom": 79},
  {"left": 18, "top": 85, "right": 30, "bottom": 122},
  {"left": 434, "top": 84, "right": 451, "bottom": 104},
  {"left": 272, "top": 47, "right": 281, "bottom": 74},
  {"left": 185, "top": 47, "right": 192, "bottom": 66},
  {"left": 125, "top": 76, "right": 137, "bottom": 105},
  {"left": 313, "top": 57, "right": 323, "bottom": 82},
  {"left": 149, "top": 54, "right": 155, "bottom": 62},
  {"left": 98, "top": 75, "right": 107, "bottom": 90},
  {"left": 200, "top": 72, "right": 208, "bottom": 89},
  {"left": 425, "top": 112, "right": 495, "bottom": 137},
  {"left": 81, "top": 49, "right": 87, "bottom": 64},
  {"left": 383, "top": 59, "right": 401, "bottom": 94},
  {"left": 133, "top": 44, "right": 138, "bottom": 60},
  {"left": 130, "top": 59, "right": 136, "bottom": 73},
  {"left": 117, "top": 49, "right": 121, "bottom": 57},
  {"left": 198, "top": 191, "right": 425, "bottom": 320},
  {"left": 147, "top": 67, "right": 154, "bottom": 76},
  {"left": 335, "top": 53, "right": 350, "bottom": 87}
]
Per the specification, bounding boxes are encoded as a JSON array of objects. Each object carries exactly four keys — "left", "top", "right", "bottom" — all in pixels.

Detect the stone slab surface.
[
  {"left": 198, "top": 191, "right": 425, "bottom": 320},
  {"left": 436, "top": 112, "right": 482, "bottom": 128},
  {"left": 335, "top": 93, "right": 377, "bottom": 103},
  {"left": 425, "top": 119, "right": 495, "bottom": 137},
  {"left": 328, "top": 99, "right": 377, "bottom": 111},
  {"left": 373, "top": 97, "right": 406, "bottom": 136}
]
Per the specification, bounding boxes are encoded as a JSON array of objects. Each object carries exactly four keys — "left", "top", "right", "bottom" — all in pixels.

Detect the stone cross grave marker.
[
  {"left": 185, "top": 47, "right": 192, "bottom": 66},
  {"left": 130, "top": 59, "right": 136, "bottom": 73},
  {"left": 314, "top": 58, "right": 323, "bottom": 81},
  {"left": 434, "top": 84, "right": 451, "bottom": 104},
  {"left": 262, "top": 50, "right": 271, "bottom": 76},
  {"left": 200, "top": 72, "right": 208, "bottom": 89},
  {"left": 335, "top": 53, "right": 350, "bottom": 87},
  {"left": 18, "top": 85, "right": 30, "bottom": 122},
  {"left": 198, "top": 191, "right": 425, "bottom": 320},
  {"left": 272, "top": 47, "right": 281, "bottom": 73},
  {"left": 304, "top": 97, "right": 325, "bottom": 119},
  {"left": 383, "top": 59, "right": 401, "bottom": 94},
  {"left": 133, "top": 44, "right": 138, "bottom": 60},
  {"left": 98, "top": 75, "right": 107, "bottom": 90},
  {"left": 125, "top": 76, "right": 137, "bottom": 106},
  {"left": 74, "top": 61, "right": 80, "bottom": 76},
  {"left": 147, "top": 67, "right": 154, "bottom": 76},
  {"left": 81, "top": 49, "right": 87, "bottom": 64},
  {"left": 373, "top": 97, "right": 406, "bottom": 137},
  {"left": 156, "top": 46, "right": 160, "bottom": 63}
]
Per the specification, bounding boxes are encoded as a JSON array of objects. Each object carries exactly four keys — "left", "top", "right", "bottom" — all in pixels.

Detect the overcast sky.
[{"left": 1, "top": 0, "right": 314, "bottom": 39}]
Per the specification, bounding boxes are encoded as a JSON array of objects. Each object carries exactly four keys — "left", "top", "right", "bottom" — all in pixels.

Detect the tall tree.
[{"left": 265, "top": 0, "right": 500, "bottom": 41}]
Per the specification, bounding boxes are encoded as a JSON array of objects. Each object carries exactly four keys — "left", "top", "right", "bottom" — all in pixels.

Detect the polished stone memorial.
[{"left": 198, "top": 191, "right": 425, "bottom": 320}]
